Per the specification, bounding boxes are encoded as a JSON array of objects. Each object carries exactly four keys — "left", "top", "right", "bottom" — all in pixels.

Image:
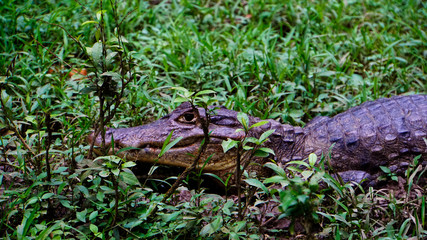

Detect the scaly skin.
[{"left": 88, "top": 95, "right": 427, "bottom": 185}]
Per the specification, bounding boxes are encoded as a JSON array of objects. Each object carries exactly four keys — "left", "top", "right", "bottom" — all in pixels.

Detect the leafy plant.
[{"left": 0, "top": 0, "right": 425, "bottom": 238}]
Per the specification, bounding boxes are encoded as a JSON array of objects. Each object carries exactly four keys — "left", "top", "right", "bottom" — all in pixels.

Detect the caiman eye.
[{"left": 178, "top": 112, "right": 197, "bottom": 123}]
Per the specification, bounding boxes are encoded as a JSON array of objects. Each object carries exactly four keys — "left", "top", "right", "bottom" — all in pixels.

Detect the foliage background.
[{"left": 0, "top": 0, "right": 426, "bottom": 239}]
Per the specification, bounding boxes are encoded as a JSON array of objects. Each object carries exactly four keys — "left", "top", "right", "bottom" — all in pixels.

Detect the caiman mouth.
[{"left": 92, "top": 135, "right": 237, "bottom": 171}]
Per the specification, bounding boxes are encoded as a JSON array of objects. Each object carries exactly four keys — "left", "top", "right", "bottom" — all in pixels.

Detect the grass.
[{"left": 0, "top": 0, "right": 426, "bottom": 238}]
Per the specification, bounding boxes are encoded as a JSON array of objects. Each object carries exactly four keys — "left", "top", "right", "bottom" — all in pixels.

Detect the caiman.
[{"left": 88, "top": 94, "right": 427, "bottom": 185}]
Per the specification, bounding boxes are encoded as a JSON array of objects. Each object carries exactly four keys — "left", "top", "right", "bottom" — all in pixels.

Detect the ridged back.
[{"left": 303, "top": 95, "right": 427, "bottom": 172}]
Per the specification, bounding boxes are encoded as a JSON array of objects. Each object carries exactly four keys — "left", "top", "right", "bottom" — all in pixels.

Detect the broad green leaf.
[
  {"left": 258, "top": 129, "right": 276, "bottom": 142},
  {"left": 200, "top": 216, "right": 223, "bottom": 236},
  {"left": 41, "top": 192, "right": 55, "bottom": 200},
  {"left": 264, "top": 162, "right": 286, "bottom": 176},
  {"left": 121, "top": 169, "right": 141, "bottom": 186},
  {"left": 308, "top": 153, "right": 317, "bottom": 167},
  {"left": 379, "top": 166, "right": 391, "bottom": 174},
  {"left": 100, "top": 71, "right": 121, "bottom": 81},
  {"left": 99, "top": 170, "right": 110, "bottom": 177},
  {"left": 245, "top": 178, "right": 269, "bottom": 194},
  {"left": 264, "top": 175, "right": 289, "bottom": 187},
  {"left": 301, "top": 170, "right": 314, "bottom": 180},
  {"left": 253, "top": 149, "right": 269, "bottom": 157},
  {"left": 90, "top": 224, "right": 98, "bottom": 234},
  {"left": 96, "top": 191, "right": 105, "bottom": 202},
  {"left": 59, "top": 200, "right": 72, "bottom": 209},
  {"left": 256, "top": 147, "right": 275, "bottom": 155},
  {"left": 52, "top": 167, "right": 68, "bottom": 174},
  {"left": 91, "top": 41, "right": 103, "bottom": 65},
  {"left": 243, "top": 145, "right": 254, "bottom": 151},
  {"left": 89, "top": 211, "right": 98, "bottom": 221},
  {"left": 222, "top": 200, "right": 234, "bottom": 215},
  {"left": 76, "top": 185, "right": 89, "bottom": 197},
  {"left": 122, "top": 161, "right": 137, "bottom": 168},
  {"left": 221, "top": 138, "right": 239, "bottom": 153},
  {"left": 245, "top": 137, "right": 260, "bottom": 145},
  {"left": 174, "top": 96, "right": 188, "bottom": 103},
  {"left": 111, "top": 168, "right": 120, "bottom": 176},
  {"left": 26, "top": 196, "right": 39, "bottom": 207},
  {"left": 76, "top": 209, "right": 87, "bottom": 223},
  {"left": 237, "top": 112, "right": 249, "bottom": 131},
  {"left": 233, "top": 221, "right": 246, "bottom": 232},
  {"left": 161, "top": 211, "right": 181, "bottom": 222},
  {"left": 106, "top": 52, "right": 118, "bottom": 65}
]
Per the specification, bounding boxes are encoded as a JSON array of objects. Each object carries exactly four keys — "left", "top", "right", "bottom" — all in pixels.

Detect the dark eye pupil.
[{"left": 184, "top": 113, "right": 194, "bottom": 121}]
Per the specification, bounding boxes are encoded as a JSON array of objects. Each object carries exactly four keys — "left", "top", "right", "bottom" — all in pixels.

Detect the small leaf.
[
  {"left": 91, "top": 41, "right": 103, "bottom": 65},
  {"left": 96, "top": 10, "right": 107, "bottom": 20},
  {"left": 245, "top": 137, "right": 260, "bottom": 145},
  {"left": 253, "top": 149, "right": 269, "bottom": 157},
  {"left": 243, "top": 145, "right": 254, "bottom": 151},
  {"left": 81, "top": 20, "right": 98, "bottom": 26},
  {"left": 174, "top": 97, "right": 188, "bottom": 103},
  {"left": 161, "top": 211, "right": 181, "bottom": 222},
  {"left": 286, "top": 160, "right": 310, "bottom": 168},
  {"left": 258, "top": 129, "right": 276, "bottom": 142},
  {"left": 245, "top": 178, "right": 269, "bottom": 194},
  {"left": 96, "top": 191, "right": 105, "bottom": 202},
  {"left": 308, "top": 153, "right": 317, "bottom": 167},
  {"left": 59, "top": 200, "right": 72, "bottom": 209},
  {"left": 111, "top": 168, "right": 120, "bottom": 176},
  {"left": 237, "top": 112, "right": 249, "bottom": 131},
  {"left": 76, "top": 209, "right": 87, "bottom": 223},
  {"left": 99, "top": 170, "right": 110, "bottom": 177},
  {"left": 100, "top": 71, "right": 121, "bottom": 81},
  {"left": 159, "top": 131, "right": 183, "bottom": 157},
  {"left": 195, "top": 90, "right": 216, "bottom": 96},
  {"left": 380, "top": 166, "right": 391, "bottom": 174},
  {"left": 52, "top": 167, "right": 68, "bottom": 174},
  {"left": 147, "top": 165, "right": 159, "bottom": 176},
  {"left": 90, "top": 224, "right": 98, "bottom": 234},
  {"left": 249, "top": 120, "right": 269, "bottom": 129},
  {"left": 26, "top": 196, "right": 39, "bottom": 207},
  {"left": 264, "top": 175, "right": 289, "bottom": 186},
  {"left": 203, "top": 173, "right": 225, "bottom": 186},
  {"left": 89, "top": 211, "right": 98, "bottom": 221},
  {"left": 122, "top": 161, "right": 137, "bottom": 168},
  {"left": 106, "top": 52, "right": 118, "bottom": 65},
  {"left": 121, "top": 169, "right": 141, "bottom": 186},
  {"left": 76, "top": 185, "right": 89, "bottom": 197},
  {"left": 117, "top": 146, "right": 140, "bottom": 155},
  {"left": 41, "top": 192, "right": 55, "bottom": 200},
  {"left": 221, "top": 139, "right": 239, "bottom": 153},
  {"left": 200, "top": 216, "right": 223, "bottom": 236},
  {"left": 79, "top": 86, "right": 98, "bottom": 95},
  {"left": 264, "top": 162, "right": 286, "bottom": 176},
  {"left": 301, "top": 170, "right": 314, "bottom": 180},
  {"left": 257, "top": 147, "right": 275, "bottom": 155}
]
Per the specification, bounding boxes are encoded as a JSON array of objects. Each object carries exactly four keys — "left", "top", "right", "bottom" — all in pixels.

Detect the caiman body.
[{"left": 88, "top": 95, "right": 427, "bottom": 184}]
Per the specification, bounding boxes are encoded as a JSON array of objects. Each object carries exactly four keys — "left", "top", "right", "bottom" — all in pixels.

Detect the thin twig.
[
  {"left": 0, "top": 89, "right": 35, "bottom": 157},
  {"left": 32, "top": 36, "right": 72, "bottom": 68},
  {"left": 161, "top": 103, "right": 211, "bottom": 203}
]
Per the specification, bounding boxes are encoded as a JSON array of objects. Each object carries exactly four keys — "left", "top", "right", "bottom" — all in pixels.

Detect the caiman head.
[{"left": 88, "top": 102, "right": 282, "bottom": 180}]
